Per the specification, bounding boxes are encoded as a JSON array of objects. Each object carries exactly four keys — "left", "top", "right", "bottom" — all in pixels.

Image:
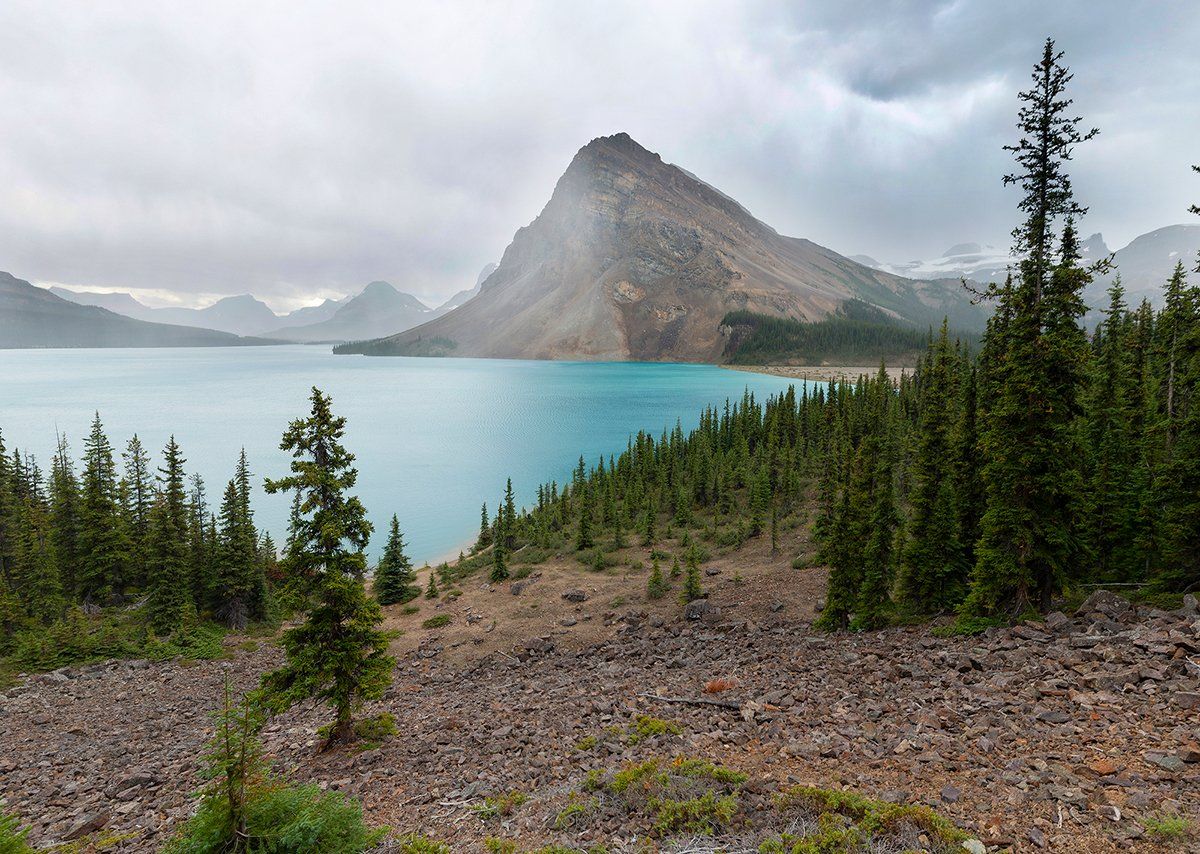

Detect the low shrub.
[
  {"left": 0, "top": 803, "right": 33, "bottom": 853},
  {"left": 9, "top": 608, "right": 226, "bottom": 672},
  {"left": 394, "top": 835, "right": 451, "bottom": 854},
  {"left": 165, "top": 686, "right": 383, "bottom": 854},
  {"left": 472, "top": 791, "right": 528, "bottom": 821},
  {"left": 421, "top": 614, "right": 451, "bottom": 629},
  {"left": 625, "top": 715, "right": 682, "bottom": 744},
  {"left": 763, "top": 786, "right": 970, "bottom": 853},
  {"left": 1143, "top": 812, "right": 1190, "bottom": 840}
]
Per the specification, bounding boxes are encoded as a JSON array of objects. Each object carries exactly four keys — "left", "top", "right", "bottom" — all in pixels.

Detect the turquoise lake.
[{"left": 0, "top": 347, "right": 807, "bottom": 563}]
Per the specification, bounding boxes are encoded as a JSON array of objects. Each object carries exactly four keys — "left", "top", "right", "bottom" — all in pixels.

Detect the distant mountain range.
[
  {"left": 39, "top": 272, "right": 494, "bottom": 346},
  {"left": 2, "top": 273, "right": 270, "bottom": 349},
  {"left": 261, "top": 281, "right": 437, "bottom": 343},
  {"left": 337, "top": 133, "right": 989, "bottom": 362},
  {"left": 853, "top": 225, "right": 1200, "bottom": 319}
]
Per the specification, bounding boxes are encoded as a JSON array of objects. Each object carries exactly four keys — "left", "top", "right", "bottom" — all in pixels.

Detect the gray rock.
[
  {"left": 1076, "top": 590, "right": 1133, "bottom": 620},
  {"left": 562, "top": 589, "right": 588, "bottom": 603},
  {"left": 684, "top": 600, "right": 711, "bottom": 620}
]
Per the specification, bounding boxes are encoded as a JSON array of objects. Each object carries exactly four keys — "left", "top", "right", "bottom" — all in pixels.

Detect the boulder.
[{"left": 1076, "top": 590, "right": 1133, "bottom": 620}]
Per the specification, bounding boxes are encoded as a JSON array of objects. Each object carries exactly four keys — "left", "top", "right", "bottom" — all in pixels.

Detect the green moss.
[
  {"left": 573, "top": 735, "right": 599, "bottom": 751},
  {"left": 420, "top": 614, "right": 451, "bottom": 629},
  {"left": 351, "top": 712, "right": 397, "bottom": 751}
]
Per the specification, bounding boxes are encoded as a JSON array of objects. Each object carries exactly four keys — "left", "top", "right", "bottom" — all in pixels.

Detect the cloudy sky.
[{"left": 1, "top": 1, "right": 1197, "bottom": 311}]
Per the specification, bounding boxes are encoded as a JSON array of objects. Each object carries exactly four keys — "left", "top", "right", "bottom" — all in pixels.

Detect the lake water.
[{"left": 0, "top": 347, "right": 805, "bottom": 563}]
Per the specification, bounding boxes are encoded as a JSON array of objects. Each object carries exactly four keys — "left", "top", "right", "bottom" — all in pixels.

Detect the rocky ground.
[{"left": 3, "top": 551, "right": 1199, "bottom": 852}]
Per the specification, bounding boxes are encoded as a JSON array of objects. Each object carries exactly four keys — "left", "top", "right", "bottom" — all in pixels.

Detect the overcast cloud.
[{"left": 1, "top": 1, "right": 1196, "bottom": 311}]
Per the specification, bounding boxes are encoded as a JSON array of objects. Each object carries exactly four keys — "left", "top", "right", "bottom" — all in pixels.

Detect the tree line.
[
  {"left": 0, "top": 419, "right": 276, "bottom": 646},
  {"left": 721, "top": 301, "right": 974, "bottom": 367}
]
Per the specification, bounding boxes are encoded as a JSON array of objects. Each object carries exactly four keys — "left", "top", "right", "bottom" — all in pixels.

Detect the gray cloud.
[{"left": 0, "top": 0, "right": 1196, "bottom": 310}]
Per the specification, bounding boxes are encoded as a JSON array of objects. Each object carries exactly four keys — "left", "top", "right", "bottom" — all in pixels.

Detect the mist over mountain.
[
  {"left": 49, "top": 288, "right": 280, "bottom": 337},
  {"left": 858, "top": 227, "right": 1200, "bottom": 317},
  {"left": 265, "top": 281, "right": 437, "bottom": 343},
  {"left": 338, "top": 133, "right": 987, "bottom": 362},
  {"left": 3, "top": 273, "right": 269, "bottom": 349},
  {"left": 436, "top": 263, "right": 496, "bottom": 314}
]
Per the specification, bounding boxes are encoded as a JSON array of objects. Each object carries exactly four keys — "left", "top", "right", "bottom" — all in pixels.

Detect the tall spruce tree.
[
  {"left": 1083, "top": 281, "right": 1140, "bottom": 581},
  {"left": 17, "top": 499, "right": 63, "bottom": 625},
  {"left": 966, "top": 39, "right": 1097, "bottom": 615},
  {"left": 898, "top": 321, "right": 966, "bottom": 612},
  {"left": 374, "top": 515, "right": 416, "bottom": 605},
  {"left": 148, "top": 437, "right": 190, "bottom": 634},
  {"left": 122, "top": 435, "right": 154, "bottom": 589},
  {"left": 262, "top": 388, "right": 392, "bottom": 745},
  {"left": 77, "top": 414, "right": 128, "bottom": 603},
  {"left": 49, "top": 434, "right": 81, "bottom": 599}
]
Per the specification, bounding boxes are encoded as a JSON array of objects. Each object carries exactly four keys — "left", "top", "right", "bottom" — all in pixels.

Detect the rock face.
[{"left": 338, "top": 133, "right": 985, "bottom": 362}]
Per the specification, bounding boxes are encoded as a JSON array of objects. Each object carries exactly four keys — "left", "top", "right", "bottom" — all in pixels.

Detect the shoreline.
[{"left": 721, "top": 364, "right": 908, "bottom": 383}]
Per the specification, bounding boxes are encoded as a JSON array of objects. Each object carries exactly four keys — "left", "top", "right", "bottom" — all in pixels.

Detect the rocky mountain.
[
  {"left": 49, "top": 288, "right": 281, "bottom": 336},
  {"left": 3, "top": 273, "right": 268, "bottom": 348},
  {"left": 337, "top": 133, "right": 986, "bottom": 362},
  {"left": 269, "top": 296, "right": 348, "bottom": 330},
  {"left": 266, "top": 281, "right": 436, "bottom": 343},
  {"left": 858, "top": 226, "right": 1200, "bottom": 317},
  {"left": 436, "top": 262, "right": 496, "bottom": 313}
]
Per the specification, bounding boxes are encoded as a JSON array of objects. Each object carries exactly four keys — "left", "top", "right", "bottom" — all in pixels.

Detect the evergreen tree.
[
  {"left": 148, "top": 437, "right": 190, "bottom": 634},
  {"left": 16, "top": 499, "right": 63, "bottom": 625},
  {"left": 898, "top": 322, "right": 966, "bottom": 612},
  {"left": 647, "top": 557, "right": 668, "bottom": 599},
  {"left": 680, "top": 554, "right": 704, "bottom": 604},
  {"left": 1083, "top": 280, "right": 1140, "bottom": 581},
  {"left": 77, "top": 414, "right": 128, "bottom": 603},
  {"left": 575, "top": 483, "right": 594, "bottom": 551},
  {"left": 374, "top": 515, "right": 416, "bottom": 605},
  {"left": 967, "top": 40, "right": 1097, "bottom": 615},
  {"left": 188, "top": 474, "right": 215, "bottom": 610},
  {"left": 502, "top": 479, "right": 517, "bottom": 551},
  {"left": 424, "top": 572, "right": 438, "bottom": 599},
  {"left": 490, "top": 538, "right": 509, "bottom": 582},
  {"left": 262, "top": 387, "right": 393, "bottom": 745},
  {"left": 48, "top": 434, "right": 81, "bottom": 599},
  {"left": 475, "top": 502, "right": 492, "bottom": 551},
  {"left": 122, "top": 435, "right": 154, "bottom": 589}
]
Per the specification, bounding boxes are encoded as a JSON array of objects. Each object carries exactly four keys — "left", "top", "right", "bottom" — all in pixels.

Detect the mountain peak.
[
  {"left": 338, "top": 134, "right": 985, "bottom": 361},
  {"left": 363, "top": 280, "right": 397, "bottom": 294}
]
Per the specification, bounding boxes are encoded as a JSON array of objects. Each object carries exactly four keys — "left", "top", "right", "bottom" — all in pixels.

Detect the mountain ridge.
[
  {"left": 337, "top": 133, "right": 987, "bottom": 362},
  {"left": 2, "top": 273, "right": 273, "bottom": 349}
]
